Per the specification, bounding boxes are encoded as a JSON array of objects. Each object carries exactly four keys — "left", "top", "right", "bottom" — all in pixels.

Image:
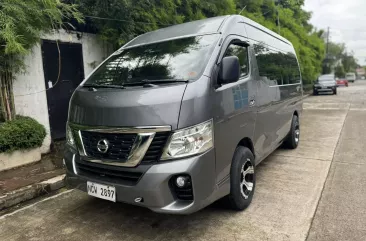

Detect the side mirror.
[{"left": 219, "top": 56, "right": 240, "bottom": 84}]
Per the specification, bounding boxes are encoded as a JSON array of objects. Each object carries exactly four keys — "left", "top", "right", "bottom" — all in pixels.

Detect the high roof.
[
  {"left": 124, "top": 16, "right": 228, "bottom": 48},
  {"left": 123, "top": 15, "right": 292, "bottom": 49}
]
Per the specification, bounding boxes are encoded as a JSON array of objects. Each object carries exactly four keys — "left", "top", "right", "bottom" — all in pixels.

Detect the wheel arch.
[{"left": 237, "top": 137, "right": 255, "bottom": 159}]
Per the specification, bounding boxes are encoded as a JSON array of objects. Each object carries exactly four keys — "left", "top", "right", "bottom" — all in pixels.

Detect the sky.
[{"left": 304, "top": 0, "right": 366, "bottom": 66}]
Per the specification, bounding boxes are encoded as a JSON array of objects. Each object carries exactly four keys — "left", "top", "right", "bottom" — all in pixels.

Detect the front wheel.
[
  {"left": 333, "top": 88, "right": 337, "bottom": 95},
  {"left": 283, "top": 114, "right": 300, "bottom": 149},
  {"left": 226, "top": 146, "right": 256, "bottom": 211},
  {"left": 313, "top": 90, "right": 318, "bottom": 95}
]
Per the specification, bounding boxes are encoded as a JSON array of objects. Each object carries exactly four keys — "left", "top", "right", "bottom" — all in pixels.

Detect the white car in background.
[{"left": 346, "top": 73, "right": 356, "bottom": 83}]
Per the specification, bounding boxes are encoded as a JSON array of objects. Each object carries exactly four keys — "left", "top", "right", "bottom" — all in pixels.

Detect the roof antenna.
[{"left": 238, "top": 5, "right": 247, "bottom": 15}]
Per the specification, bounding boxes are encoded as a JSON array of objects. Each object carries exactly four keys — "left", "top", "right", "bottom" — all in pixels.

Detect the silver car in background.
[{"left": 313, "top": 74, "right": 337, "bottom": 95}]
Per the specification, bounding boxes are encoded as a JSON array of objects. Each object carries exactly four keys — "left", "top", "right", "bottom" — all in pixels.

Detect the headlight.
[
  {"left": 66, "top": 124, "right": 75, "bottom": 147},
  {"left": 161, "top": 119, "right": 213, "bottom": 160}
]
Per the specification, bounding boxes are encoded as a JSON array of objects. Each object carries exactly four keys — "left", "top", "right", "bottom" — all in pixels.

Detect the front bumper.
[
  {"left": 314, "top": 86, "right": 336, "bottom": 92},
  {"left": 64, "top": 147, "right": 217, "bottom": 214}
]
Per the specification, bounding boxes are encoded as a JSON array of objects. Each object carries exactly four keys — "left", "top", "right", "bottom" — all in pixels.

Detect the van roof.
[
  {"left": 124, "top": 16, "right": 229, "bottom": 48},
  {"left": 124, "top": 15, "right": 292, "bottom": 48}
]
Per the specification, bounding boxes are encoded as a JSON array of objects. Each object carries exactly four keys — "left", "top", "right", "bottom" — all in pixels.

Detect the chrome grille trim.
[{"left": 69, "top": 123, "right": 171, "bottom": 167}]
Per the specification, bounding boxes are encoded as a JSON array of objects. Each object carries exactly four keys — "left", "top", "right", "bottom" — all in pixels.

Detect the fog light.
[{"left": 176, "top": 176, "right": 187, "bottom": 188}]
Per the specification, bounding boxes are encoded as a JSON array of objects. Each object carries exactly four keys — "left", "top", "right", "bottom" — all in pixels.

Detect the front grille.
[
  {"left": 141, "top": 132, "right": 170, "bottom": 164},
  {"left": 174, "top": 187, "right": 194, "bottom": 201},
  {"left": 81, "top": 131, "right": 137, "bottom": 161},
  {"left": 76, "top": 159, "right": 143, "bottom": 185}
]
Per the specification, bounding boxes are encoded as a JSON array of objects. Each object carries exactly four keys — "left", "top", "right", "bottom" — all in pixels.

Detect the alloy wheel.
[
  {"left": 240, "top": 159, "right": 254, "bottom": 199},
  {"left": 294, "top": 119, "right": 300, "bottom": 144}
]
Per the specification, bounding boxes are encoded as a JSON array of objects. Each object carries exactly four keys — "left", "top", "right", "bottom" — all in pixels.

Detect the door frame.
[{"left": 41, "top": 39, "right": 85, "bottom": 140}]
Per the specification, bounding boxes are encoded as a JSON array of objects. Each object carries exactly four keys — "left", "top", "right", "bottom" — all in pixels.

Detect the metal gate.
[{"left": 41, "top": 40, "right": 84, "bottom": 140}]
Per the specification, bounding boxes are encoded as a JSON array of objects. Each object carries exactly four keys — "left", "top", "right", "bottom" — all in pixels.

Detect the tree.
[
  {"left": 235, "top": 0, "right": 325, "bottom": 84},
  {"left": 76, "top": 0, "right": 324, "bottom": 85},
  {"left": 342, "top": 53, "right": 358, "bottom": 73},
  {"left": 75, "top": 0, "right": 236, "bottom": 47},
  {"left": 0, "top": 0, "right": 83, "bottom": 121},
  {"left": 334, "top": 65, "right": 345, "bottom": 78}
]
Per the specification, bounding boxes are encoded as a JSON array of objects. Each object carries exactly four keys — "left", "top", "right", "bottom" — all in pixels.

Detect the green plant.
[
  {"left": 0, "top": 0, "right": 83, "bottom": 121},
  {"left": 0, "top": 115, "right": 46, "bottom": 153},
  {"left": 335, "top": 64, "right": 345, "bottom": 78},
  {"left": 77, "top": 0, "right": 325, "bottom": 85}
]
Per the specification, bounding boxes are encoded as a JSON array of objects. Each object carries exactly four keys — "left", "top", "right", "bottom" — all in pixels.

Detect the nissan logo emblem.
[{"left": 97, "top": 139, "right": 109, "bottom": 153}]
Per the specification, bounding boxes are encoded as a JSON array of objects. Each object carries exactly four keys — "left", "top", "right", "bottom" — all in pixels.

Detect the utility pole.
[
  {"left": 274, "top": 0, "right": 280, "bottom": 34},
  {"left": 326, "top": 27, "right": 330, "bottom": 58},
  {"left": 277, "top": 11, "right": 281, "bottom": 34}
]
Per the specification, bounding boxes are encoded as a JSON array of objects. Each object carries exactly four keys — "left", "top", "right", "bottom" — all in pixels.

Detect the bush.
[{"left": 0, "top": 116, "right": 46, "bottom": 153}]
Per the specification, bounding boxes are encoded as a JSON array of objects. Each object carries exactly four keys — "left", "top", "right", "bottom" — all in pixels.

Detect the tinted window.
[
  {"left": 224, "top": 43, "right": 249, "bottom": 78},
  {"left": 84, "top": 35, "right": 219, "bottom": 86},
  {"left": 254, "top": 43, "right": 301, "bottom": 85}
]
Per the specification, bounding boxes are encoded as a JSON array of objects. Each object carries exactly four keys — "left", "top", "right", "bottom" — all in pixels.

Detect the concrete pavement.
[
  {"left": 307, "top": 82, "right": 366, "bottom": 241},
  {"left": 1, "top": 81, "right": 366, "bottom": 241}
]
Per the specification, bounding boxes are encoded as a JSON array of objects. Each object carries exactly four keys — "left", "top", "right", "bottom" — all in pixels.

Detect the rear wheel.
[
  {"left": 226, "top": 146, "right": 255, "bottom": 211},
  {"left": 283, "top": 114, "right": 300, "bottom": 149}
]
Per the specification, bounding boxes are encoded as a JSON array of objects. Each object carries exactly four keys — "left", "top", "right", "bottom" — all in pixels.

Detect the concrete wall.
[
  {"left": 13, "top": 29, "right": 112, "bottom": 153},
  {"left": 0, "top": 148, "right": 41, "bottom": 172}
]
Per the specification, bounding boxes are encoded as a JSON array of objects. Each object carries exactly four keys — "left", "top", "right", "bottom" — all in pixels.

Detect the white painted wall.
[{"left": 13, "top": 29, "right": 112, "bottom": 153}]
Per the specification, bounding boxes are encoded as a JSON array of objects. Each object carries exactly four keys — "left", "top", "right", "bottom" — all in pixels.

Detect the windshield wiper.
[
  {"left": 82, "top": 84, "right": 125, "bottom": 89},
  {"left": 123, "top": 79, "right": 189, "bottom": 86}
]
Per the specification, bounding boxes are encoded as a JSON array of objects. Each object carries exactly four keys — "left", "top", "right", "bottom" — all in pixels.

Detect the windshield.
[
  {"left": 84, "top": 35, "right": 219, "bottom": 86},
  {"left": 318, "top": 75, "right": 334, "bottom": 82}
]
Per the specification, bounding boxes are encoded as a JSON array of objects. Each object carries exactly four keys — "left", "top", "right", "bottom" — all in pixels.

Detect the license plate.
[
  {"left": 322, "top": 86, "right": 328, "bottom": 89},
  {"left": 87, "top": 181, "right": 116, "bottom": 202}
]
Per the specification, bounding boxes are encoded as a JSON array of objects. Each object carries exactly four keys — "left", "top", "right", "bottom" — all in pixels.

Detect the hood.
[{"left": 68, "top": 83, "right": 187, "bottom": 129}]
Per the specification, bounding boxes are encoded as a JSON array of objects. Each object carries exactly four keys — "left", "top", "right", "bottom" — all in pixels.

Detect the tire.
[
  {"left": 283, "top": 114, "right": 300, "bottom": 149},
  {"left": 333, "top": 88, "right": 337, "bottom": 95},
  {"left": 313, "top": 90, "right": 318, "bottom": 95},
  {"left": 226, "top": 146, "right": 256, "bottom": 211}
]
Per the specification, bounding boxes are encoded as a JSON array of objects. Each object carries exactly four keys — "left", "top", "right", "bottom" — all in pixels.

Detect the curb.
[{"left": 0, "top": 174, "right": 66, "bottom": 211}]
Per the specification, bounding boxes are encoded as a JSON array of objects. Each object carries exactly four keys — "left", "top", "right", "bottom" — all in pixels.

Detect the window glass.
[
  {"left": 84, "top": 34, "right": 219, "bottom": 86},
  {"left": 254, "top": 43, "right": 301, "bottom": 85},
  {"left": 224, "top": 43, "right": 249, "bottom": 78}
]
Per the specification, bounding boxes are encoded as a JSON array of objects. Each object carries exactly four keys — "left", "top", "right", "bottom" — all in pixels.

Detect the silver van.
[{"left": 65, "top": 15, "right": 303, "bottom": 214}]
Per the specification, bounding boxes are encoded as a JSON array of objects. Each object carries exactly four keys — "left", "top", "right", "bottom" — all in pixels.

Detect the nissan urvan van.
[{"left": 65, "top": 15, "right": 303, "bottom": 214}]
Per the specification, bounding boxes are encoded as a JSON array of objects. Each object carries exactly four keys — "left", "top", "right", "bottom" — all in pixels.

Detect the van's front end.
[{"left": 64, "top": 32, "right": 221, "bottom": 214}]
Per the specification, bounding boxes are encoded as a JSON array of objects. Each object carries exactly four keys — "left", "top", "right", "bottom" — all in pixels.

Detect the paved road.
[{"left": 1, "top": 82, "right": 366, "bottom": 241}]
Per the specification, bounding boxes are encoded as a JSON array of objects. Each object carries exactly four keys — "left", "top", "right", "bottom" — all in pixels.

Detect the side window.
[
  {"left": 287, "top": 53, "right": 301, "bottom": 84},
  {"left": 255, "top": 43, "right": 301, "bottom": 85},
  {"left": 255, "top": 44, "right": 281, "bottom": 85},
  {"left": 224, "top": 43, "right": 249, "bottom": 78}
]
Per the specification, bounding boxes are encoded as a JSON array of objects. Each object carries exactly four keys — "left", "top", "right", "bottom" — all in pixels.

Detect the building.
[
  {"left": 356, "top": 67, "right": 365, "bottom": 78},
  {"left": 13, "top": 29, "right": 112, "bottom": 153}
]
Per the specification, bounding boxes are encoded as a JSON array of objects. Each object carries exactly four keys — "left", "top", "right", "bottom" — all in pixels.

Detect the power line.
[
  {"left": 238, "top": 5, "right": 247, "bottom": 15},
  {"left": 85, "top": 15, "right": 172, "bottom": 26},
  {"left": 15, "top": 40, "right": 62, "bottom": 97}
]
